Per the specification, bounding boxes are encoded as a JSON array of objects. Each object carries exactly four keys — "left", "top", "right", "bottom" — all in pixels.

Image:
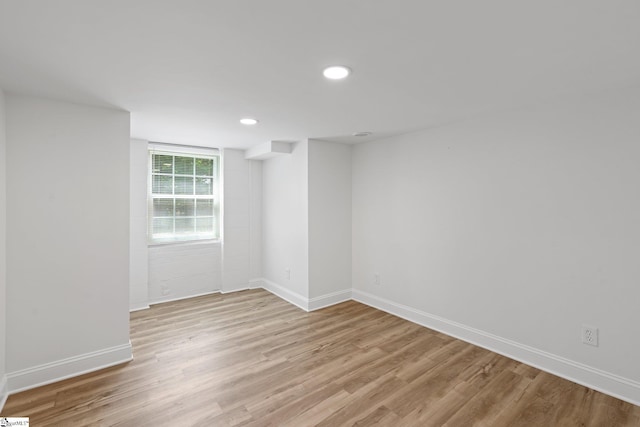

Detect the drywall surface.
[
  {"left": 352, "top": 90, "right": 640, "bottom": 390},
  {"left": 0, "top": 89, "right": 7, "bottom": 406},
  {"left": 5, "top": 95, "right": 131, "bottom": 380},
  {"left": 142, "top": 143, "right": 222, "bottom": 304},
  {"left": 142, "top": 148, "right": 261, "bottom": 304},
  {"left": 148, "top": 242, "right": 221, "bottom": 303},
  {"left": 249, "top": 159, "right": 262, "bottom": 281},
  {"left": 130, "top": 138, "right": 149, "bottom": 310},
  {"left": 262, "top": 141, "right": 309, "bottom": 298},
  {"left": 308, "top": 140, "right": 352, "bottom": 299},
  {"left": 222, "top": 149, "right": 255, "bottom": 292}
]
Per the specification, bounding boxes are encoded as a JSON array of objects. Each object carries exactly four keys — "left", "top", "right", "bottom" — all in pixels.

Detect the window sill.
[{"left": 147, "top": 238, "right": 221, "bottom": 248}]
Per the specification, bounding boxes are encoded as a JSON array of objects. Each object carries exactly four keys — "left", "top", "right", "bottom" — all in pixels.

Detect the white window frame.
[{"left": 147, "top": 143, "right": 220, "bottom": 244}]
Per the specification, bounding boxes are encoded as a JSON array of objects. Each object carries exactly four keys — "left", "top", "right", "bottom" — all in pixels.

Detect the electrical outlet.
[
  {"left": 285, "top": 268, "right": 291, "bottom": 280},
  {"left": 582, "top": 325, "right": 598, "bottom": 347},
  {"left": 373, "top": 273, "right": 380, "bottom": 287}
]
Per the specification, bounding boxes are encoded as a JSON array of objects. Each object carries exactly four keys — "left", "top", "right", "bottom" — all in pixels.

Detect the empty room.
[{"left": 0, "top": 1, "right": 639, "bottom": 426}]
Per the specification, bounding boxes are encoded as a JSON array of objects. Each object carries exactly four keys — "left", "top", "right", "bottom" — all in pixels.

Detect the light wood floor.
[{"left": 2, "top": 289, "right": 639, "bottom": 426}]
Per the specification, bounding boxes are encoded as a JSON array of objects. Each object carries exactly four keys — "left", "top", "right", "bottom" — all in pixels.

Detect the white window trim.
[{"left": 147, "top": 143, "right": 221, "bottom": 245}]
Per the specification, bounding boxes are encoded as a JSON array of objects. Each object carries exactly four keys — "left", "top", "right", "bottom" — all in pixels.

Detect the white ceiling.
[{"left": 1, "top": 0, "right": 639, "bottom": 149}]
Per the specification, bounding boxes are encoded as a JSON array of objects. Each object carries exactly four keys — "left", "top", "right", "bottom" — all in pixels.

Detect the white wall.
[
  {"left": 249, "top": 157, "right": 262, "bottom": 281},
  {"left": 143, "top": 148, "right": 260, "bottom": 303},
  {"left": 260, "top": 139, "right": 352, "bottom": 309},
  {"left": 308, "top": 140, "right": 352, "bottom": 300},
  {"left": 0, "top": 88, "right": 7, "bottom": 408},
  {"left": 5, "top": 95, "right": 132, "bottom": 392},
  {"left": 148, "top": 242, "right": 221, "bottom": 303},
  {"left": 129, "top": 139, "right": 149, "bottom": 310},
  {"left": 222, "top": 149, "right": 255, "bottom": 293},
  {"left": 134, "top": 141, "right": 221, "bottom": 305},
  {"left": 222, "top": 149, "right": 251, "bottom": 292},
  {"left": 352, "top": 89, "right": 640, "bottom": 404},
  {"left": 262, "top": 141, "right": 309, "bottom": 302}
]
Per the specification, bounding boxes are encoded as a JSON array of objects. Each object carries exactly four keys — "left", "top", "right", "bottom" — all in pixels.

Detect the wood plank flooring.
[{"left": 2, "top": 289, "right": 639, "bottom": 426}]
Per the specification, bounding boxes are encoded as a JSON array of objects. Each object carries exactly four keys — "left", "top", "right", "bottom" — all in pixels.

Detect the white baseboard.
[
  {"left": 256, "top": 278, "right": 309, "bottom": 311},
  {"left": 0, "top": 374, "right": 7, "bottom": 412},
  {"left": 249, "top": 278, "right": 351, "bottom": 313},
  {"left": 308, "top": 289, "right": 352, "bottom": 311},
  {"left": 220, "top": 285, "right": 250, "bottom": 294},
  {"left": 352, "top": 289, "right": 640, "bottom": 407},
  {"left": 149, "top": 290, "right": 220, "bottom": 306},
  {"left": 7, "top": 342, "right": 133, "bottom": 395},
  {"left": 129, "top": 302, "right": 150, "bottom": 312}
]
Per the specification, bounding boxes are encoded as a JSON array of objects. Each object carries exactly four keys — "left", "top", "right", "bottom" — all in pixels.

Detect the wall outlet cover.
[
  {"left": 373, "top": 273, "right": 380, "bottom": 287},
  {"left": 582, "top": 325, "right": 598, "bottom": 347}
]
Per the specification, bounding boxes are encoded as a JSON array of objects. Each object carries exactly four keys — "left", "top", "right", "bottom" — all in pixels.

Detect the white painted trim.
[
  {"left": 7, "top": 342, "right": 133, "bottom": 394},
  {"left": 0, "top": 374, "right": 8, "bottom": 412},
  {"left": 220, "top": 285, "right": 250, "bottom": 294},
  {"left": 249, "top": 279, "right": 351, "bottom": 313},
  {"left": 257, "top": 278, "right": 309, "bottom": 311},
  {"left": 308, "top": 289, "right": 352, "bottom": 311},
  {"left": 129, "top": 303, "right": 150, "bottom": 312},
  {"left": 352, "top": 289, "right": 640, "bottom": 407},
  {"left": 148, "top": 290, "right": 220, "bottom": 306}
]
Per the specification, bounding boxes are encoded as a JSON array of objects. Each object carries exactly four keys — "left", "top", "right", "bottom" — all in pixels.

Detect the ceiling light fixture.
[
  {"left": 240, "top": 118, "right": 259, "bottom": 125},
  {"left": 353, "top": 131, "right": 372, "bottom": 137},
  {"left": 323, "top": 65, "right": 351, "bottom": 80}
]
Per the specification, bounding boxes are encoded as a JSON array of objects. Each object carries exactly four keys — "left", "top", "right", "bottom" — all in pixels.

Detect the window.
[{"left": 148, "top": 144, "right": 220, "bottom": 243}]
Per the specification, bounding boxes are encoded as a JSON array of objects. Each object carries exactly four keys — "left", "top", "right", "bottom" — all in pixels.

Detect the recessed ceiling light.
[
  {"left": 240, "top": 118, "right": 259, "bottom": 125},
  {"left": 323, "top": 65, "right": 351, "bottom": 80},
  {"left": 353, "top": 131, "right": 372, "bottom": 137}
]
